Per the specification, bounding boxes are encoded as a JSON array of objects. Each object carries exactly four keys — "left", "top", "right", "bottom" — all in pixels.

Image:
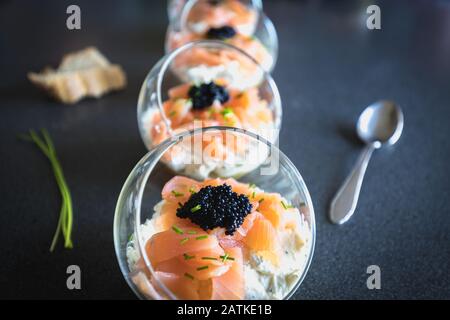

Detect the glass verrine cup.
[
  {"left": 165, "top": 0, "right": 277, "bottom": 72},
  {"left": 114, "top": 127, "right": 316, "bottom": 300},
  {"left": 137, "top": 40, "right": 282, "bottom": 178}
]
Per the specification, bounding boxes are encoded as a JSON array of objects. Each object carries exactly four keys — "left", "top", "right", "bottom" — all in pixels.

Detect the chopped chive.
[
  {"left": 281, "top": 200, "right": 294, "bottom": 210},
  {"left": 196, "top": 265, "right": 209, "bottom": 271},
  {"left": 191, "top": 204, "right": 202, "bottom": 213},
  {"left": 178, "top": 202, "right": 183, "bottom": 208},
  {"left": 258, "top": 198, "right": 265, "bottom": 203},
  {"left": 187, "top": 230, "right": 197, "bottom": 235},
  {"left": 249, "top": 183, "right": 256, "bottom": 189},
  {"left": 221, "top": 108, "right": 233, "bottom": 117},
  {"left": 172, "top": 225, "right": 184, "bottom": 235},
  {"left": 180, "top": 237, "right": 189, "bottom": 245},
  {"left": 189, "top": 187, "right": 196, "bottom": 194},
  {"left": 195, "top": 235, "right": 208, "bottom": 240},
  {"left": 201, "top": 257, "right": 218, "bottom": 261},
  {"left": 183, "top": 253, "right": 195, "bottom": 260},
  {"left": 221, "top": 253, "right": 229, "bottom": 262},
  {"left": 184, "top": 273, "right": 195, "bottom": 280},
  {"left": 171, "top": 190, "right": 184, "bottom": 197},
  {"left": 169, "top": 110, "right": 177, "bottom": 117},
  {"left": 220, "top": 254, "right": 235, "bottom": 262},
  {"left": 252, "top": 191, "right": 256, "bottom": 199},
  {"left": 220, "top": 255, "right": 235, "bottom": 262}
]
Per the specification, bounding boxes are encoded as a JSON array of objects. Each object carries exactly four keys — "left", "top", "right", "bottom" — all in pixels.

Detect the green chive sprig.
[
  {"left": 196, "top": 265, "right": 209, "bottom": 271},
  {"left": 172, "top": 225, "right": 184, "bottom": 235},
  {"left": 20, "top": 129, "right": 73, "bottom": 252}
]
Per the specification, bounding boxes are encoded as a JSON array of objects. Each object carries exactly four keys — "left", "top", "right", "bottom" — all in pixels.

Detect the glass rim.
[
  {"left": 178, "top": 0, "right": 264, "bottom": 33},
  {"left": 164, "top": 12, "right": 279, "bottom": 73},
  {"left": 114, "top": 126, "right": 316, "bottom": 300},
  {"left": 153, "top": 40, "right": 282, "bottom": 138}
]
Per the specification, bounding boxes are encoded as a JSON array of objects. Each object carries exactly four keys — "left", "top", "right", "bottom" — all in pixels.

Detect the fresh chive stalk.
[
  {"left": 21, "top": 129, "right": 73, "bottom": 252},
  {"left": 281, "top": 200, "right": 294, "bottom": 210},
  {"left": 220, "top": 254, "right": 235, "bottom": 262},
  {"left": 172, "top": 225, "right": 184, "bottom": 235},
  {"left": 189, "top": 187, "right": 196, "bottom": 194},
  {"left": 184, "top": 273, "right": 194, "bottom": 280},
  {"left": 196, "top": 265, "right": 209, "bottom": 271},
  {"left": 183, "top": 253, "right": 195, "bottom": 260},
  {"left": 171, "top": 190, "right": 184, "bottom": 197}
]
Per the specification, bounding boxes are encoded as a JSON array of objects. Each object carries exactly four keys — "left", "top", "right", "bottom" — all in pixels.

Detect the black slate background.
[{"left": 1, "top": 0, "right": 449, "bottom": 299}]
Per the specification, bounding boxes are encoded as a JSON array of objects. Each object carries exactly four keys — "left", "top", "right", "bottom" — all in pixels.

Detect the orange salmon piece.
[
  {"left": 243, "top": 216, "right": 279, "bottom": 252},
  {"left": 161, "top": 176, "right": 201, "bottom": 203},
  {"left": 168, "top": 83, "right": 191, "bottom": 99},
  {"left": 257, "top": 193, "right": 284, "bottom": 228},
  {"left": 146, "top": 228, "right": 219, "bottom": 265},
  {"left": 153, "top": 271, "right": 200, "bottom": 300},
  {"left": 211, "top": 247, "right": 245, "bottom": 300}
]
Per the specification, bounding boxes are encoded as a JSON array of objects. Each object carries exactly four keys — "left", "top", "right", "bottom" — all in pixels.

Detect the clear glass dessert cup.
[
  {"left": 137, "top": 40, "right": 282, "bottom": 156},
  {"left": 168, "top": 0, "right": 263, "bottom": 26},
  {"left": 114, "top": 126, "right": 316, "bottom": 300},
  {"left": 165, "top": 0, "right": 278, "bottom": 72}
]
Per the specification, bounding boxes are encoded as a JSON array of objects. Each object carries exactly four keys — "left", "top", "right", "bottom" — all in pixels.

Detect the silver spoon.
[{"left": 329, "top": 100, "right": 404, "bottom": 225}]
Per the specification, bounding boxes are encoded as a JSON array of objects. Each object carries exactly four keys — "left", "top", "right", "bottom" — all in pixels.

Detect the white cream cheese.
[
  {"left": 141, "top": 108, "right": 275, "bottom": 180},
  {"left": 176, "top": 61, "right": 265, "bottom": 91}
]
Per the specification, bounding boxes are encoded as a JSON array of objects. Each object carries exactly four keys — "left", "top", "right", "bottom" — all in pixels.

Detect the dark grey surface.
[{"left": 1, "top": 0, "right": 449, "bottom": 299}]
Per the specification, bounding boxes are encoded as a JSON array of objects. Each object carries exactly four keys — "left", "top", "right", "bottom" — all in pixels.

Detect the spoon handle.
[{"left": 329, "top": 144, "right": 375, "bottom": 224}]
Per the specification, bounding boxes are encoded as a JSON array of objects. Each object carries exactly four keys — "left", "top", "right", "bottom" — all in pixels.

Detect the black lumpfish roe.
[
  {"left": 206, "top": 26, "right": 237, "bottom": 40},
  {"left": 176, "top": 184, "right": 253, "bottom": 235},
  {"left": 188, "top": 82, "right": 230, "bottom": 110}
]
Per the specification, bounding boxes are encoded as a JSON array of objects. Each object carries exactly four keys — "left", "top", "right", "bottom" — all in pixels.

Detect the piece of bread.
[{"left": 28, "top": 47, "right": 127, "bottom": 104}]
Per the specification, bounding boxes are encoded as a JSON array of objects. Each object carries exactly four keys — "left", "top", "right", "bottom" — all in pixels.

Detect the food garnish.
[
  {"left": 188, "top": 82, "right": 229, "bottom": 110},
  {"left": 206, "top": 26, "right": 237, "bottom": 40},
  {"left": 172, "top": 225, "right": 184, "bottom": 235},
  {"left": 196, "top": 265, "right": 209, "bottom": 271},
  {"left": 177, "top": 184, "right": 252, "bottom": 235},
  {"left": 20, "top": 129, "right": 73, "bottom": 252}
]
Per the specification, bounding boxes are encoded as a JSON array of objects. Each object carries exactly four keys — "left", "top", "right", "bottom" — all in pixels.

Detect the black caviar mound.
[
  {"left": 188, "top": 82, "right": 230, "bottom": 110},
  {"left": 206, "top": 26, "right": 237, "bottom": 40},
  {"left": 208, "top": 0, "right": 222, "bottom": 7},
  {"left": 176, "top": 184, "right": 253, "bottom": 235}
]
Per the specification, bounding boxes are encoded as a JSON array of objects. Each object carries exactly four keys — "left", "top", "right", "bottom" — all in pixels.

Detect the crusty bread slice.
[{"left": 28, "top": 47, "right": 126, "bottom": 104}]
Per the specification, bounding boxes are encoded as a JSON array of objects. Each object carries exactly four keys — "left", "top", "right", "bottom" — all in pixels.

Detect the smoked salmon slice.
[
  {"left": 256, "top": 193, "right": 285, "bottom": 228},
  {"left": 154, "top": 201, "right": 193, "bottom": 231},
  {"left": 211, "top": 247, "right": 245, "bottom": 300},
  {"left": 153, "top": 271, "right": 200, "bottom": 300},
  {"left": 146, "top": 228, "right": 219, "bottom": 265},
  {"left": 155, "top": 257, "right": 230, "bottom": 281},
  {"left": 243, "top": 215, "right": 279, "bottom": 252},
  {"left": 161, "top": 176, "right": 201, "bottom": 203},
  {"left": 168, "top": 83, "right": 191, "bottom": 99}
]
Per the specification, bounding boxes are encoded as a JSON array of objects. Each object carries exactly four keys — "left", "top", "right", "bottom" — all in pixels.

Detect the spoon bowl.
[{"left": 357, "top": 100, "right": 404, "bottom": 148}]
